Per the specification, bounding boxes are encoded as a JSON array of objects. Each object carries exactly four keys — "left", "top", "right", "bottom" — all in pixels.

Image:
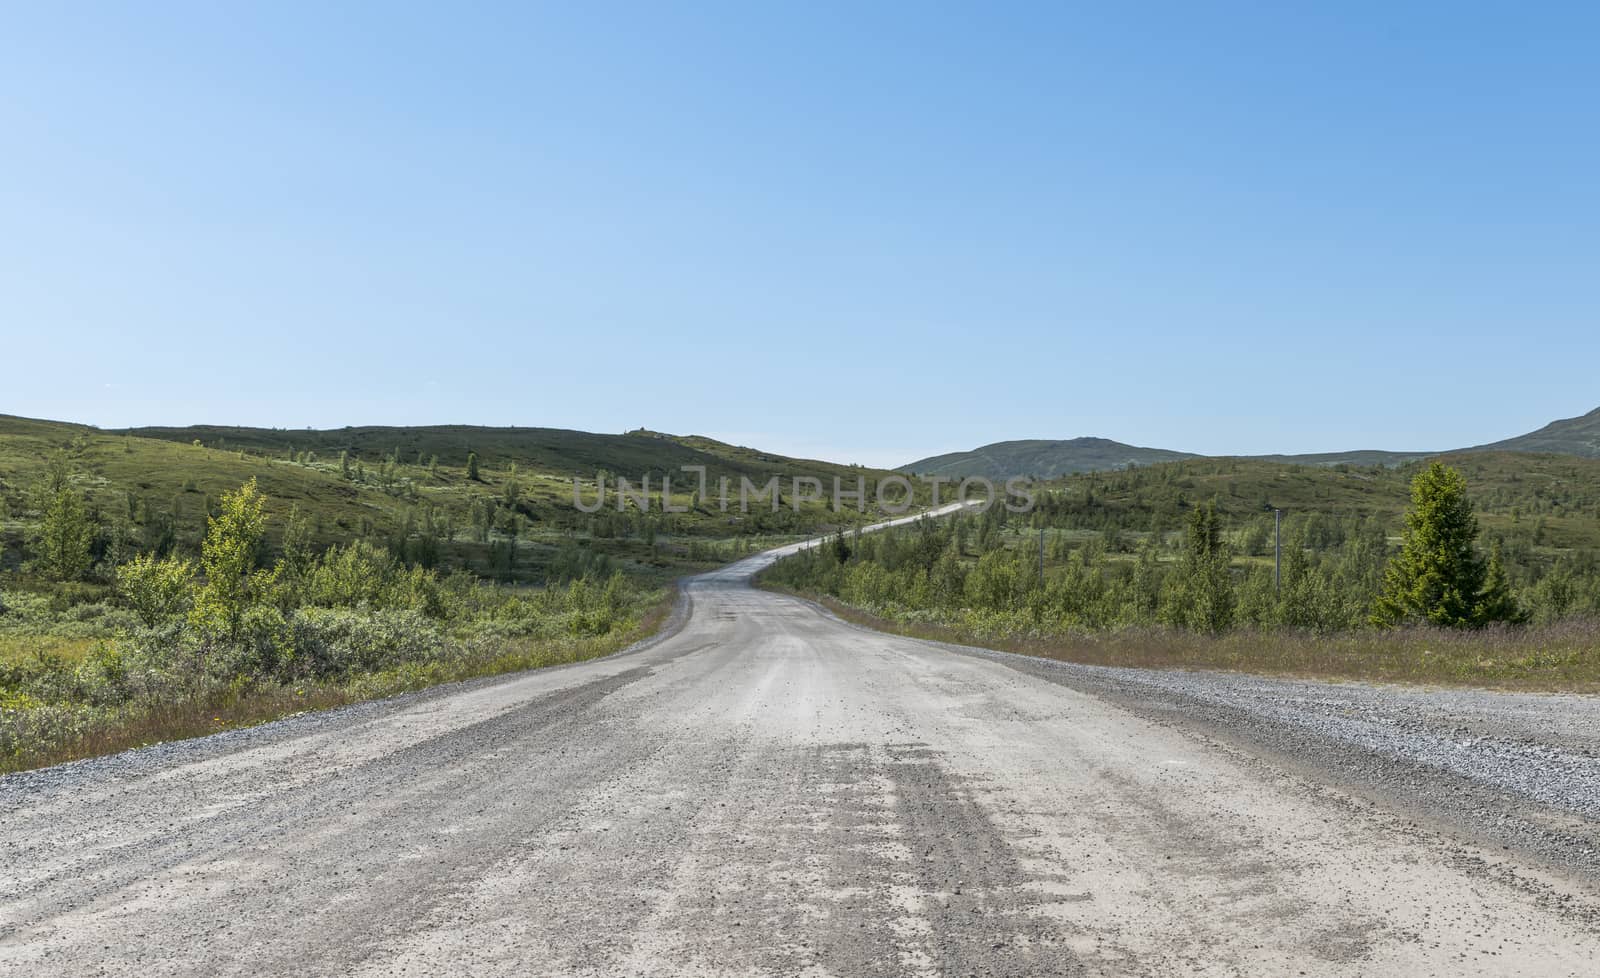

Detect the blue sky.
[{"left": 3, "top": 2, "right": 1595, "bottom": 468}]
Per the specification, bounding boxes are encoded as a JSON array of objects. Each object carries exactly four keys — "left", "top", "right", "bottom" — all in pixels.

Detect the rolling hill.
[
  {"left": 0, "top": 415, "right": 915, "bottom": 581},
  {"left": 112, "top": 423, "right": 874, "bottom": 485},
  {"left": 900, "top": 406, "right": 1600, "bottom": 479},
  {"left": 1469, "top": 406, "right": 1600, "bottom": 458},
  {"left": 900, "top": 438, "right": 1197, "bottom": 480},
  {"left": 1245, "top": 449, "right": 1432, "bottom": 468}
]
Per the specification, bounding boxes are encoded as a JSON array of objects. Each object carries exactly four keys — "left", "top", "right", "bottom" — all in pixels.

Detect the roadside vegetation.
[
  {"left": 763, "top": 459, "right": 1600, "bottom": 689},
  {"left": 0, "top": 479, "right": 671, "bottom": 772},
  {"left": 0, "top": 415, "right": 933, "bottom": 773}
]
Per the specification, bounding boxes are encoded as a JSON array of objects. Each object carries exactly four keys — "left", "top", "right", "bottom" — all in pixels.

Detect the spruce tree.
[
  {"left": 1474, "top": 542, "right": 1527, "bottom": 625},
  {"left": 35, "top": 487, "right": 95, "bottom": 581},
  {"left": 1187, "top": 501, "right": 1236, "bottom": 632},
  {"left": 830, "top": 531, "right": 852, "bottom": 565},
  {"left": 1372, "top": 462, "right": 1522, "bottom": 627},
  {"left": 1162, "top": 500, "right": 1235, "bottom": 633}
]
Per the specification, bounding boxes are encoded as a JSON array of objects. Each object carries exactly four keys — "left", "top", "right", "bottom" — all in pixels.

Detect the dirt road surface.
[{"left": 4, "top": 533, "right": 1599, "bottom": 976}]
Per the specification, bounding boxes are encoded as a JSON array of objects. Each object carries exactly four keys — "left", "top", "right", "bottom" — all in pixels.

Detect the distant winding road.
[{"left": 3, "top": 513, "right": 1599, "bottom": 976}]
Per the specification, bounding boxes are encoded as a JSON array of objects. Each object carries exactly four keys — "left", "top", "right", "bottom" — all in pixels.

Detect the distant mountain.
[
  {"left": 899, "top": 437, "right": 1197, "bottom": 480},
  {"left": 1468, "top": 406, "right": 1600, "bottom": 458},
  {"left": 900, "top": 406, "right": 1600, "bottom": 478}
]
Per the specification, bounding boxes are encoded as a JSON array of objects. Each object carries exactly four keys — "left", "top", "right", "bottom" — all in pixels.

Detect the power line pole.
[
  {"left": 1273, "top": 507, "right": 1283, "bottom": 594},
  {"left": 1039, "top": 527, "right": 1046, "bottom": 584}
]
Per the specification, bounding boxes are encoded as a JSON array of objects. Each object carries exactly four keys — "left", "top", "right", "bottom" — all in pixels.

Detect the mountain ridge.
[
  {"left": 898, "top": 406, "right": 1600, "bottom": 479},
  {"left": 1468, "top": 406, "right": 1600, "bottom": 457}
]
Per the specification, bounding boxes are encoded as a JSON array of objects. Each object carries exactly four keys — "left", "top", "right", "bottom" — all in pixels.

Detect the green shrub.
[
  {"left": 287, "top": 607, "right": 445, "bottom": 680},
  {"left": 117, "top": 553, "right": 195, "bottom": 627}
]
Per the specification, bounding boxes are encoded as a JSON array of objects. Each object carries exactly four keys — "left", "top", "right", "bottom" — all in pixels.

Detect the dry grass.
[
  {"left": 774, "top": 587, "right": 1600, "bottom": 692},
  {"left": 0, "top": 634, "right": 98, "bottom": 665}
]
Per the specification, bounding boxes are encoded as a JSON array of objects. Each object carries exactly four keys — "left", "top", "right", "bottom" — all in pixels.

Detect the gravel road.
[{"left": 3, "top": 535, "right": 1599, "bottom": 976}]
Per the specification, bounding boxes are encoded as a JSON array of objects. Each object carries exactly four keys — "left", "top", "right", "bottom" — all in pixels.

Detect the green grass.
[{"left": 0, "top": 634, "right": 96, "bottom": 665}]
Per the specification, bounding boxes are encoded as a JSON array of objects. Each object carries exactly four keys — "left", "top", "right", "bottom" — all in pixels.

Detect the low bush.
[{"left": 0, "top": 481, "right": 670, "bottom": 773}]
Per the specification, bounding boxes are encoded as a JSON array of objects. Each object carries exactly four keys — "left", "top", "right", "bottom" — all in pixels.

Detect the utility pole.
[
  {"left": 1273, "top": 507, "right": 1283, "bottom": 594},
  {"left": 1039, "top": 527, "right": 1046, "bottom": 584}
]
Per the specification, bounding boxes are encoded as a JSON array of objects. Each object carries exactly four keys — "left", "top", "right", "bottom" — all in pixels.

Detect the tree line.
[{"left": 765, "top": 463, "right": 1592, "bottom": 636}]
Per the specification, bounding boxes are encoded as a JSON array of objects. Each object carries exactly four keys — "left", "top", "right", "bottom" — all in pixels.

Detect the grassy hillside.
[
  {"left": 1471, "top": 406, "right": 1600, "bottom": 458},
  {"left": 901, "top": 437, "right": 1197, "bottom": 479},
  {"left": 1247, "top": 449, "right": 1430, "bottom": 467},
  {"left": 1043, "top": 451, "right": 1600, "bottom": 551},
  {"left": 115, "top": 422, "right": 881, "bottom": 484},
  {"left": 0, "top": 415, "right": 926, "bottom": 586}
]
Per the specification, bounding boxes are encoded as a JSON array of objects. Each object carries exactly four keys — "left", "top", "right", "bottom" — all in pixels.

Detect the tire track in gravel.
[
  {"left": 0, "top": 663, "right": 688, "bottom": 975},
  {"left": 600, "top": 739, "right": 1089, "bottom": 978},
  {"left": 883, "top": 741, "right": 1089, "bottom": 976}
]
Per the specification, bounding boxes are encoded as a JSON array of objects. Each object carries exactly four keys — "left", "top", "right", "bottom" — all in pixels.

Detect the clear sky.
[{"left": 3, "top": 3, "right": 1595, "bottom": 468}]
